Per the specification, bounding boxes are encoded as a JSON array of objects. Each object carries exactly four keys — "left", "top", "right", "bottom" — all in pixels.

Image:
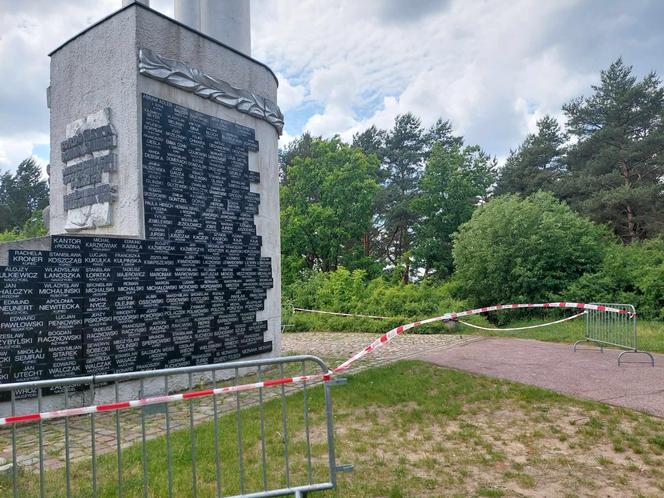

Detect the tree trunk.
[
  {"left": 397, "top": 224, "right": 410, "bottom": 284},
  {"left": 619, "top": 158, "right": 636, "bottom": 243},
  {"left": 626, "top": 203, "right": 636, "bottom": 243}
]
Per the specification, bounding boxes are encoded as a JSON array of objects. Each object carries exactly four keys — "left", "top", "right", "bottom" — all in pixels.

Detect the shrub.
[
  {"left": 283, "top": 267, "right": 468, "bottom": 333},
  {"left": 0, "top": 214, "right": 47, "bottom": 242},
  {"left": 566, "top": 239, "right": 664, "bottom": 319},
  {"left": 452, "top": 192, "right": 609, "bottom": 307}
]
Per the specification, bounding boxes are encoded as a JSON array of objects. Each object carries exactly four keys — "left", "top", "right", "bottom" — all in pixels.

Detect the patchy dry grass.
[
  {"left": 3, "top": 361, "right": 664, "bottom": 497},
  {"left": 326, "top": 361, "right": 664, "bottom": 497}
]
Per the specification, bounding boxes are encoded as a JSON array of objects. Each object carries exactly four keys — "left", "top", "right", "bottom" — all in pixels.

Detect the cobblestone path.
[
  {"left": 1, "top": 331, "right": 477, "bottom": 472},
  {"left": 282, "top": 331, "right": 479, "bottom": 372}
]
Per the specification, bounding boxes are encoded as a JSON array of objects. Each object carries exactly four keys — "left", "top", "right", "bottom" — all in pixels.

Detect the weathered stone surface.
[
  {"left": 60, "top": 108, "right": 117, "bottom": 232},
  {"left": 0, "top": 237, "right": 51, "bottom": 266},
  {"left": 64, "top": 203, "right": 114, "bottom": 232},
  {"left": 138, "top": 48, "right": 283, "bottom": 134}
]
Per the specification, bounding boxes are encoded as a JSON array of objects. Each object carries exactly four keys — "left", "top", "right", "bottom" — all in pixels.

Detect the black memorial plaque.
[{"left": 0, "top": 94, "right": 273, "bottom": 396}]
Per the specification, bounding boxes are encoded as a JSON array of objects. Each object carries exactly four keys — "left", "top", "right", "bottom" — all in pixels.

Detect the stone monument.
[{"left": 0, "top": 0, "right": 282, "bottom": 398}]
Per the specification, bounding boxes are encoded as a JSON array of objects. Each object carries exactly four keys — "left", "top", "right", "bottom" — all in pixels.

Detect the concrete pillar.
[
  {"left": 174, "top": 0, "right": 201, "bottom": 31},
  {"left": 200, "top": 0, "right": 251, "bottom": 55}
]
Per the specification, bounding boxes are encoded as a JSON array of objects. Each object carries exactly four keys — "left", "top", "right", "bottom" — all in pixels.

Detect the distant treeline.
[{"left": 280, "top": 59, "right": 664, "bottom": 320}]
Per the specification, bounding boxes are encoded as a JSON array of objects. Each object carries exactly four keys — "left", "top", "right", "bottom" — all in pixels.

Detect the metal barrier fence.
[
  {"left": 575, "top": 303, "right": 654, "bottom": 366},
  {"left": 0, "top": 355, "right": 348, "bottom": 497}
]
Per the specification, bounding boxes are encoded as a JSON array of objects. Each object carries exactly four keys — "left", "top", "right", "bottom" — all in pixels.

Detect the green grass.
[
  {"left": 4, "top": 361, "right": 664, "bottom": 496},
  {"left": 457, "top": 316, "right": 664, "bottom": 353}
]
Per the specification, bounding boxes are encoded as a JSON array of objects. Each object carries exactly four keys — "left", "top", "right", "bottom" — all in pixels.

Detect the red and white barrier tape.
[
  {"left": 0, "top": 302, "right": 627, "bottom": 426},
  {"left": 1, "top": 373, "right": 333, "bottom": 426}
]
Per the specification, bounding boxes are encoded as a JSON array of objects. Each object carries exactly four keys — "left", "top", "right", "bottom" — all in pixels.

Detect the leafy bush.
[
  {"left": 0, "top": 214, "right": 47, "bottom": 242},
  {"left": 283, "top": 267, "right": 468, "bottom": 333},
  {"left": 566, "top": 239, "right": 664, "bottom": 319},
  {"left": 452, "top": 192, "right": 609, "bottom": 307}
]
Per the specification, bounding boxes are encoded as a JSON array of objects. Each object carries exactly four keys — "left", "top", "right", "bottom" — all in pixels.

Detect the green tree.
[
  {"left": 279, "top": 132, "right": 317, "bottom": 184},
  {"left": 560, "top": 59, "right": 664, "bottom": 242},
  {"left": 376, "top": 113, "right": 427, "bottom": 282},
  {"left": 425, "top": 118, "right": 464, "bottom": 152},
  {"left": 413, "top": 144, "right": 495, "bottom": 277},
  {"left": 0, "top": 214, "right": 48, "bottom": 242},
  {"left": 495, "top": 115, "right": 565, "bottom": 196},
  {"left": 0, "top": 158, "right": 49, "bottom": 232},
  {"left": 352, "top": 125, "right": 387, "bottom": 162},
  {"left": 352, "top": 125, "right": 387, "bottom": 261},
  {"left": 280, "top": 137, "right": 379, "bottom": 285},
  {"left": 351, "top": 115, "right": 465, "bottom": 280},
  {"left": 452, "top": 192, "right": 608, "bottom": 307}
]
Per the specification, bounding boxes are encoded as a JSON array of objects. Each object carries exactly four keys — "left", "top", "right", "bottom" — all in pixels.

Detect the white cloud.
[
  {"left": 1, "top": 0, "right": 663, "bottom": 169},
  {"left": 276, "top": 74, "right": 307, "bottom": 112},
  {"left": 304, "top": 104, "right": 357, "bottom": 138},
  {"left": 309, "top": 62, "right": 359, "bottom": 107},
  {"left": 253, "top": 0, "right": 663, "bottom": 155},
  {"left": 0, "top": 133, "right": 49, "bottom": 173},
  {"left": 278, "top": 128, "right": 297, "bottom": 148},
  {"left": 0, "top": 0, "right": 117, "bottom": 171},
  {"left": 304, "top": 62, "right": 363, "bottom": 137}
]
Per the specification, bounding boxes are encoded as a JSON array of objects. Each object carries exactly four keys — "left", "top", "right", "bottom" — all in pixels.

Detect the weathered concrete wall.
[
  {"left": 135, "top": 6, "right": 275, "bottom": 98},
  {"left": 48, "top": 3, "right": 281, "bottom": 360},
  {"left": 0, "top": 237, "right": 51, "bottom": 266},
  {"left": 49, "top": 8, "right": 140, "bottom": 237}
]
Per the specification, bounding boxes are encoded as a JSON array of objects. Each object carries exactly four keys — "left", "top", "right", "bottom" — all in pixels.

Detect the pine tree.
[
  {"left": 561, "top": 59, "right": 664, "bottom": 242},
  {"left": 352, "top": 125, "right": 387, "bottom": 162},
  {"left": 495, "top": 115, "right": 565, "bottom": 196},
  {"left": 425, "top": 118, "right": 463, "bottom": 153},
  {"left": 279, "top": 132, "right": 317, "bottom": 184},
  {"left": 413, "top": 144, "right": 495, "bottom": 277},
  {"left": 378, "top": 113, "right": 427, "bottom": 282}
]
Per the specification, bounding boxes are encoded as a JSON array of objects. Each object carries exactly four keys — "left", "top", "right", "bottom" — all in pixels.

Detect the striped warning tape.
[
  {"left": 0, "top": 302, "right": 628, "bottom": 426},
  {"left": 1, "top": 373, "right": 333, "bottom": 425}
]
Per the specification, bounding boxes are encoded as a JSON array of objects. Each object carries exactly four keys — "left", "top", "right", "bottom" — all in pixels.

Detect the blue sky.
[{"left": 1, "top": 0, "right": 663, "bottom": 174}]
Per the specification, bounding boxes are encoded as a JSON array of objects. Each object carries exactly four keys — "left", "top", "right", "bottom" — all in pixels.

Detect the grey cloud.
[
  {"left": 538, "top": 0, "right": 664, "bottom": 80},
  {"left": 375, "top": 0, "right": 451, "bottom": 23}
]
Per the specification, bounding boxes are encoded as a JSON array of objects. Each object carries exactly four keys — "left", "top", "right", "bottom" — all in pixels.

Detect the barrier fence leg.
[
  {"left": 617, "top": 350, "right": 655, "bottom": 367},
  {"left": 573, "top": 339, "right": 603, "bottom": 353},
  {"left": 114, "top": 381, "right": 123, "bottom": 498},
  {"left": 11, "top": 389, "right": 17, "bottom": 498},
  {"left": 164, "top": 376, "right": 174, "bottom": 498},
  {"left": 65, "top": 385, "right": 72, "bottom": 498}
]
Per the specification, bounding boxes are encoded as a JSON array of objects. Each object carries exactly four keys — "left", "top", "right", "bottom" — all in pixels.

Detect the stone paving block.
[{"left": 0, "top": 332, "right": 474, "bottom": 472}]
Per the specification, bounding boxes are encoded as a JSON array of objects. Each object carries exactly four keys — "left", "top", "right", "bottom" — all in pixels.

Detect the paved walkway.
[
  {"left": 282, "top": 331, "right": 479, "bottom": 373},
  {"left": 419, "top": 337, "right": 664, "bottom": 418},
  {"left": 286, "top": 332, "right": 664, "bottom": 418}
]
